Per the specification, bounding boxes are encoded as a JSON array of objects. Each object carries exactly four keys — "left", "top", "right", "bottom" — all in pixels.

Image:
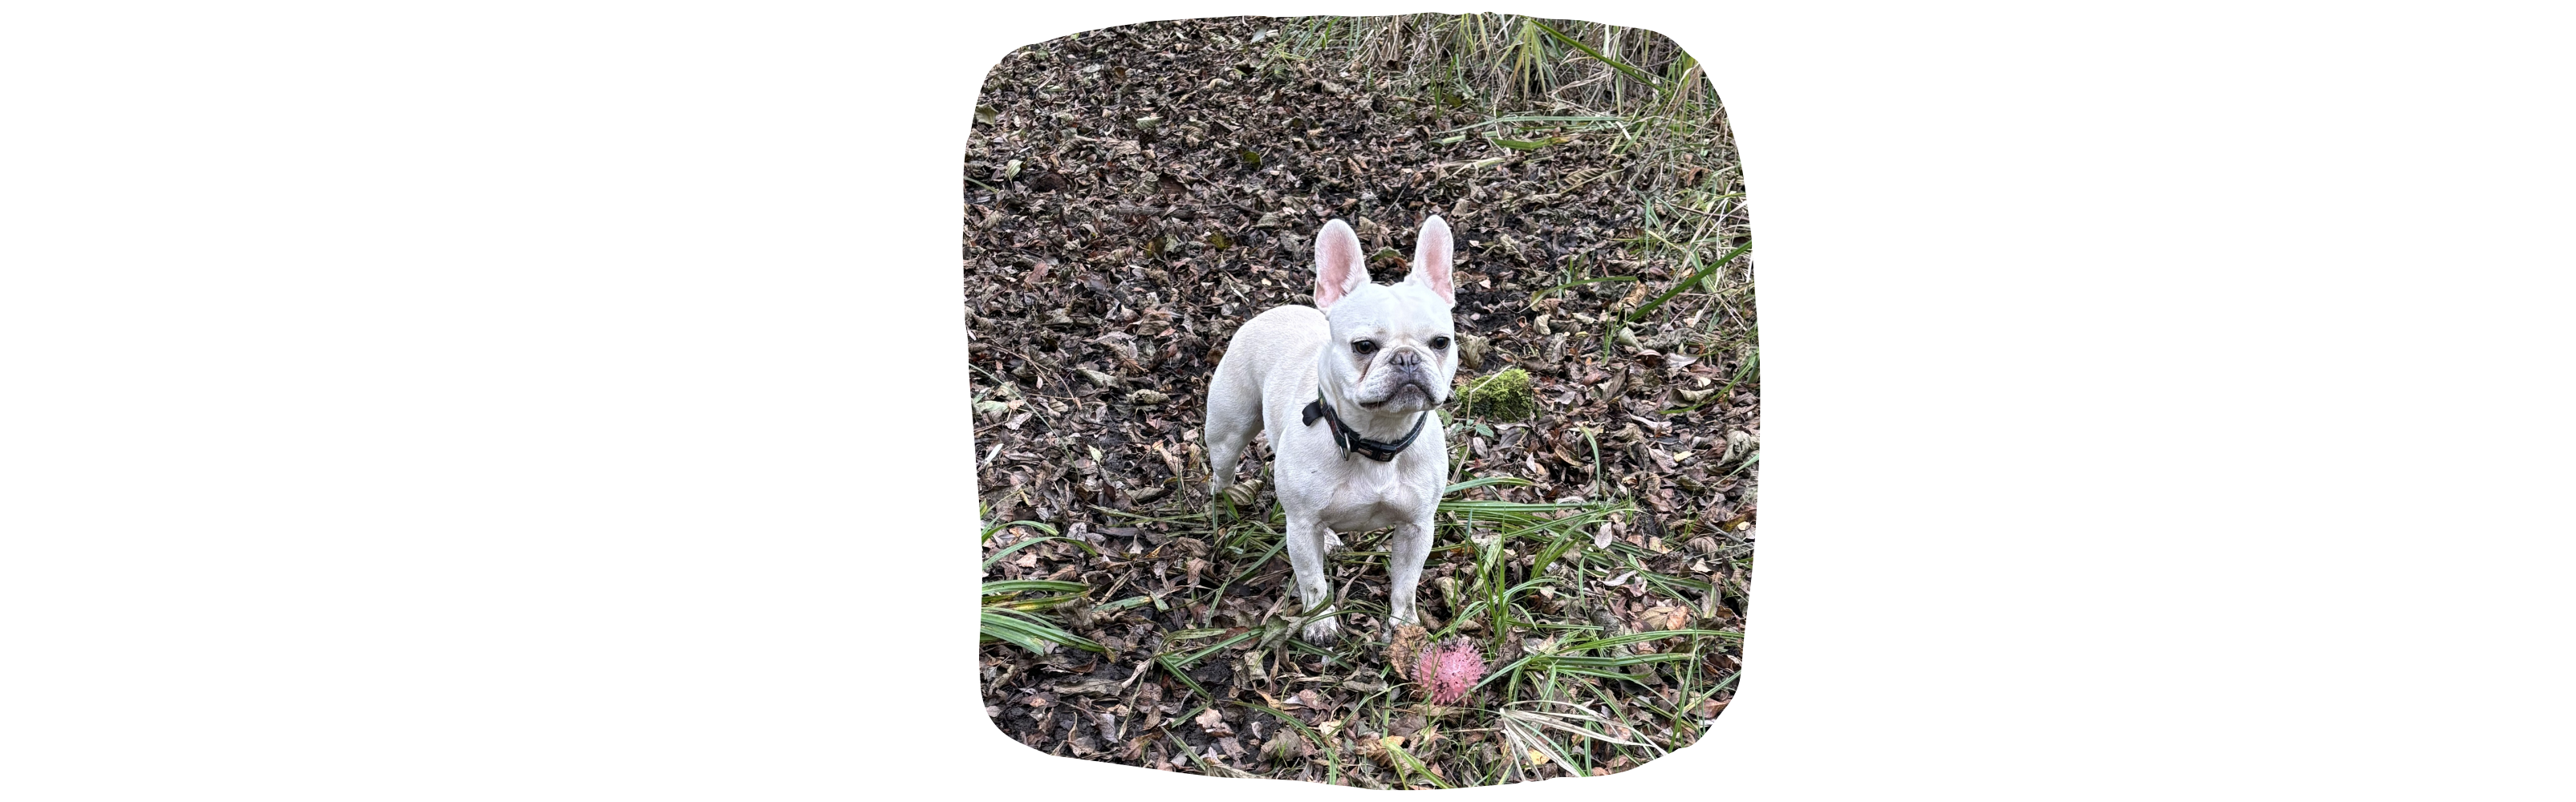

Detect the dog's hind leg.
[{"left": 1201, "top": 367, "right": 1262, "bottom": 505}]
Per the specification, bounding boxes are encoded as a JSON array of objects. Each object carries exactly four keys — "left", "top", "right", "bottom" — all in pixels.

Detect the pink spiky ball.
[{"left": 1414, "top": 638, "right": 1487, "bottom": 704}]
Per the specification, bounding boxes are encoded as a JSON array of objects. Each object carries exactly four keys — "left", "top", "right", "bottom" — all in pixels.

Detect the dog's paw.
[
  {"left": 1300, "top": 614, "right": 1342, "bottom": 644},
  {"left": 1386, "top": 610, "right": 1420, "bottom": 634}
]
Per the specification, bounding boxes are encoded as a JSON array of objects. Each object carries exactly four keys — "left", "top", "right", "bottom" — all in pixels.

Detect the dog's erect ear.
[
  {"left": 1313, "top": 218, "right": 1371, "bottom": 310},
  {"left": 1405, "top": 216, "right": 1456, "bottom": 305}
]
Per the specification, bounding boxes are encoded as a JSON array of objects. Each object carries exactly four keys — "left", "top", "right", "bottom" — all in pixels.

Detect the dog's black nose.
[{"left": 1390, "top": 348, "right": 1420, "bottom": 368}]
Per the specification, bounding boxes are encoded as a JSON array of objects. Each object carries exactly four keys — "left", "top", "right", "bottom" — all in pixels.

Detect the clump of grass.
[
  {"left": 980, "top": 519, "right": 1107, "bottom": 655},
  {"left": 1010, "top": 473, "right": 1748, "bottom": 786},
  {"left": 1384, "top": 479, "right": 1745, "bottom": 783},
  {"left": 1265, "top": 13, "right": 1754, "bottom": 356}
]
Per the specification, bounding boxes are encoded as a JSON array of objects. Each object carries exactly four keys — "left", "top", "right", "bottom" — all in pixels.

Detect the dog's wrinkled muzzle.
[{"left": 1361, "top": 347, "right": 1443, "bottom": 407}]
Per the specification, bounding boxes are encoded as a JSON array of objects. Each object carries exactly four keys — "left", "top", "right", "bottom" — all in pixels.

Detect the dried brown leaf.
[{"left": 1195, "top": 707, "right": 1232, "bottom": 737}]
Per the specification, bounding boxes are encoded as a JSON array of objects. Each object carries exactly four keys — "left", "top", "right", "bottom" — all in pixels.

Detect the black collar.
[{"left": 1302, "top": 393, "right": 1428, "bottom": 462}]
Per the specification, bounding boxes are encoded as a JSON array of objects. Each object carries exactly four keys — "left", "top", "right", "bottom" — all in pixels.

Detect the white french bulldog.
[{"left": 1205, "top": 216, "right": 1459, "bottom": 643}]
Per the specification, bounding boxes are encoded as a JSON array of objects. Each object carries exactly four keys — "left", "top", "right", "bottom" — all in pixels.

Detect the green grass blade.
[
  {"left": 1157, "top": 654, "right": 1217, "bottom": 704},
  {"left": 1530, "top": 526, "right": 1585, "bottom": 570},
  {"left": 1565, "top": 628, "right": 1743, "bottom": 651},
  {"left": 1501, "top": 576, "right": 1561, "bottom": 600},
  {"left": 1541, "top": 653, "right": 1695, "bottom": 669},
  {"left": 1438, "top": 500, "right": 1588, "bottom": 515},
  {"left": 1486, "top": 134, "right": 1565, "bottom": 151},
  {"left": 1444, "top": 476, "right": 1535, "bottom": 496},
  {"left": 1209, "top": 537, "right": 1286, "bottom": 603},
  {"left": 1714, "top": 346, "right": 1759, "bottom": 400},
  {"left": 1391, "top": 740, "right": 1453, "bottom": 792},
  {"left": 1497, "top": 713, "right": 1586, "bottom": 779},
  {"left": 978, "top": 614, "right": 1052, "bottom": 653},
  {"left": 1472, "top": 654, "right": 1537, "bottom": 693},
  {"left": 1658, "top": 346, "right": 1757, "bottom": 415},
  {"left": 1529, "top": 19, "right": 1664, "bottom": 95},
  {"left": 1241, "top": 703, "right": 1343, "bottom": 784},
  {"left": 1582, "top": 425, "right": 1603, "bottom": 493},
  {"left": 980, "top": 519, "right": 1058, "bottom": 542},
  {"left": 980, "top": 607, "right": 1105, "bottom": 654},
  {"left": 1170, "top": 630, "right": 1260, "bottom": 669},
  {"left": 1625, "top": 241, "right": 1752, "bottom": 324},
  {"left": 980, "top": 535, "right": 1099, "bottom": 569},
  {"left": 1162, "top": 725, "right": 1231, "bottom": 776},
  {"left": 989, "top": 595, "right": 1088, "bottom": 612},
  {"left": 980, "top": 579, "right": 1089, "bottom": 596},
  {"left": 1654, "top": 398, "right": 1716, "bottom": 416},
  {"left": 1435, "top": 115, "right": 1625, "bottom": 135}
]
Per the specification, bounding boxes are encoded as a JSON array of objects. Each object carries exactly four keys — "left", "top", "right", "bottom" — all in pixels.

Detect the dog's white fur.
[{"left": 1205, "top": 217, "right": 1459, "bottom": 642}]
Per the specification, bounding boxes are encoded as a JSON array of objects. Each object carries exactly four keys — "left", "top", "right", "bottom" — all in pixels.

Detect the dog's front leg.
[
  {"left": 1282, "top": 518, "right": 1341, "bottom": 642},
  {"left": 1385, "top": 518, "right": 1433, "bottom": 630}
]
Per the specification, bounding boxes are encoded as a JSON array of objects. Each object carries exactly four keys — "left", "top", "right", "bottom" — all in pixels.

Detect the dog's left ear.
[{"left": 1406, "top": 216, "right": 1456, "bottom": 305}]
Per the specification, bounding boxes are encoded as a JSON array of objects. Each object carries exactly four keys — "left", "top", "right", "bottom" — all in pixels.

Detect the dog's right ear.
[{"left": 1313, "top": 218, "right": 1371, "bottom": 311}]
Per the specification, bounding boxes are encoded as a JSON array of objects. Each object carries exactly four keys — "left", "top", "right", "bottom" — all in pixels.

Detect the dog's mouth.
[{"left": 1359, "top": 380, "right": 1437, "bottom": 409}]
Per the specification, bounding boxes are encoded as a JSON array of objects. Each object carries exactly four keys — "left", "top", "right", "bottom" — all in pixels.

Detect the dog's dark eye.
[
  {"left": 1352, "top": 339, "right": 1379, "bottom": 355},
  {"left": 1429, "top": 336, "right": 1452, "bottom": 350}
]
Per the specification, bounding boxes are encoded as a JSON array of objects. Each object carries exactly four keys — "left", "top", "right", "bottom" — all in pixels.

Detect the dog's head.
[{"left": 1310, "top": 217, "right": 1460, "bottom": 415}]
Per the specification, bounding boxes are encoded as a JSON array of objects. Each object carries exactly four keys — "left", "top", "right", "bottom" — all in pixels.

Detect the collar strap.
[{"left": 1302, "top": 393, "right": 1428, "bottom": 462}]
